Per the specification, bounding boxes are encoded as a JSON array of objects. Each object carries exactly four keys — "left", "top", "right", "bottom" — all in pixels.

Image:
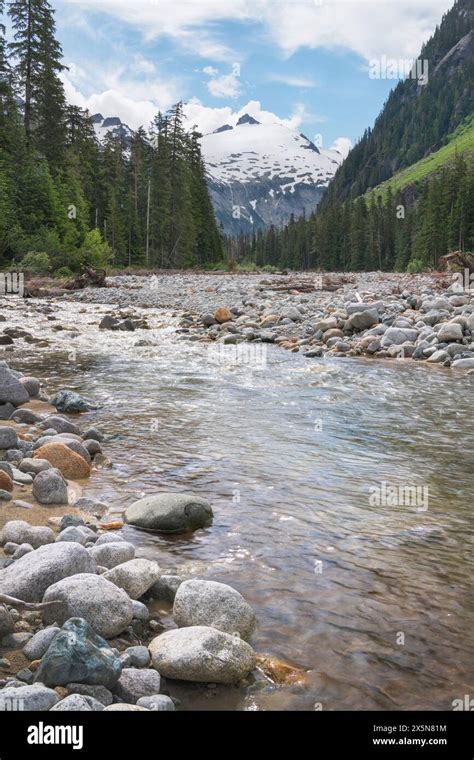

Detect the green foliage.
[
  {"left": 0, "top": 3, "right": 222, "bottom": 272},
  {"left": 406, "top": 259, "right": 425, "bottom": 273},
  {"left": 54, "top": 266, "right": 72, "bottom": 278},
  {"left": 321, "top": 0, "right": 474, "bottom": 207},
  {"left": 19, "top": 250, "right": 50, "bottom": 273},
  {"left": 77, "top": 229, "right": 112, "bottom": 269}
]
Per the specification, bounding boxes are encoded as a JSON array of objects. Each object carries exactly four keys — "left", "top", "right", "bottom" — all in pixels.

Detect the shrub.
[
  {"left": 78, "top": 229, "right": 113, "bottom": 269},
  {"left": 54, "top": 266, "right": 73, "bottom": 279},
  {"left": 19, "top": 251, "right": 51, "bottom": 274},
  {"left": 406, "top": 259, "right": 425, "bottom": 273}
]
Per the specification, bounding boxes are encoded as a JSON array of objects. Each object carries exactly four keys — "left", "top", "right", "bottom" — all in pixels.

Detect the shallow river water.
[{"left": 10, "top": 300, "right": 474, "bottom": 711}]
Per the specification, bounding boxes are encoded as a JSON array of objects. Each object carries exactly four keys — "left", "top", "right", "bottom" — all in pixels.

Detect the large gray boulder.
[
  {"left": 0, "top": 366, "right": 30, "bottom": 406},
  {"left": 125, "top": 493, "right": 213, "bottom": 534},
  {"left": 0, "top": 520, "right": 55, "bottom": 549},
  {"left": 0, "top": 542, "right": 96, "bottom": 602},
  {"left": 42, "top": 574, "right": 134, "bottom": 638},
  {"left": 0, "top": 683, "right": 59, "bottom": 711},
  {"left": 103, "top": 559, "right": 160, "bottom": 599},
  {"left": 32, "top": 468, "right": 68, "bottom": 505},
  {"left": 114, "top": 668, "right": 161, "bottom": 704},
  {"left": 149, "top": 626, "right": 256, "bottom": 683},
  {"left": 173, "top": 579, "right": 257, "bottom": 640},
  {"left": 34, "top": 618, "right": 122, "bottom": 688}
]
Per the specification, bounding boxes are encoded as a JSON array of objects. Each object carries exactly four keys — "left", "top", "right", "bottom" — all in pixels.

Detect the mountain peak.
[{"left": 236, "top": 113, "right": 260, "bottom": 126}]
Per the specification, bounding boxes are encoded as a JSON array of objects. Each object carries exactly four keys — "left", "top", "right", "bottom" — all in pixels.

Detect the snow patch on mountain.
[{"left": 200, "top": 115, "right": 343, "bottom": 234}]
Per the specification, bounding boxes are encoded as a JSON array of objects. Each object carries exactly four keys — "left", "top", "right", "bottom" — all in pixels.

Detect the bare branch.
[{"left": 0, "top": 595, "right": 62, "bottom": 611}]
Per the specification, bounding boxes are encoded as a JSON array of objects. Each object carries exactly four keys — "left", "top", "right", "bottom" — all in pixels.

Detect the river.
[{"left": 9, "top": 298, "right": 474, "bottom": 711}]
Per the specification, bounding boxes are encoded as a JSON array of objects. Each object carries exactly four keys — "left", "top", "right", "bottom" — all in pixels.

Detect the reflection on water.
[{"left": 11, "top": 301, "right": 474, "bottom": 710}]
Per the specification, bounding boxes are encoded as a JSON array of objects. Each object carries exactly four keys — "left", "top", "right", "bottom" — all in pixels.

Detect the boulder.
[
  {"left": 380, "top": 327, "right": 419, "bottom": 347},
  {"left": 136, "top": 695, "right": 175, "bottom": 711},
  {"left": 88, "top": 541, "right": 135, "bottom": 569},
  {"left": 114, "top": 668, "right": 161, "bottom": 704},
  {"left": 214, "top": 307, "right": 232, "bottom": 324},
  {"left": 18, "top": 458, "right": 52, "bottom": 475},
  {"left": 0, "top": 366, "right": 30, "bottom": 406},
  {"left": 149, "top": 626, "right": 256, "bottom": 684},
  {"left": 32, "top": 468, "right": 68, "bottom": 505},
  {"left": 20, "top": 377, "right": 41, "bottom": 398},
  {"left": 0, "top": 403, "right": 15, "bottom": 420},
  {"left": 23, "top": 626, "right": 60, "bottom": 660},
  {"left": 10, "top": 408, "right": 43, "bottom": 425},
  {"left": 0, "top": 542, "right": 96, "bottom": 602},
  {"left": 0, "top": 427, "right": 19, "bottom": 450},
  {"left": 40, "top": 416, "right": 80, "bottom": 435},
  {"left": 50, "top": 390, "right": 94, "bottom": 414},
  {"left": 122, "top": 646, "right": 150, "bottom": 668},
  {"left": 452, "top": 357, "right": 474, "bottom": 369},
  {"left": 0, "top": 683, "right": 58, "bottom": 711},
  {"left": 56, "top": 526, "right": 90, "bottom": 546},
  {"left": 50, "top": 694, "right": 104, "bottom": 711},
  {"left": 149, "top": 574, "right": 183, "bottom": 602},
  {"left": 0, "top": 470, "right": 13, "bottom": 492},
  {"left": 42, "top": 574, "right": 133, "bottom": 639},
  {"left": 33, "top": 443, "right": 91, "bottom": 480},
  {"left": 65, "top": 683, "right": 113, "bottom": 706},
  {"left": 125, "top": 492, "right": 213, "bottom": 534},
  {"left": 0, "top": 605, "right": 14, "bottom": 639},
  {"left": 348, "top": 308, "right": 379, "bottom": 331},
  {"left": 0, "top": 520, "right": 55, "bottom": 549},
  {"left": 131, "top": 600, "right": 149, "bottom": 621},
  {"left": 103, "top": 559, "right": 160, "bottom": 599},
  {"left": 34, "top": 618, "right": 122, "bottom": 688},
  {"left": 173, "top": 579, "right": 256, "bottom": 640},
  {"left": 437, "top": 322, "right": 463, "bottom": 342}
]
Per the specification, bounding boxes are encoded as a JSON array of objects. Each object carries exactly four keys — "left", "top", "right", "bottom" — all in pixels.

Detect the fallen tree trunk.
[{"left": 64, "top": 264, "right": 107, "bottom": 291}]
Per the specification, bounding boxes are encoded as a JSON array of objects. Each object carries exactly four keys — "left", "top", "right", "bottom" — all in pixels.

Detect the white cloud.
[
  {"left": 61, "top": 63, "right": 180, "bottom": 130},
  {"left": 207, "top": 71, "right": 242, "bottom": 99},
  {"left": 268, "top": 74, "right": 318, "bottom": 88},
  {"left": 202, "top": 66, "right": 219, "bottom": 77},
  {"left": 329, "top": 136, "right": 352, "bottom": 159},
  {"left": 64, "top": 0, "right": 454, "bottom": 62},
  {"left": 183, "top": 99, "right": 326, "bottom": 134}
]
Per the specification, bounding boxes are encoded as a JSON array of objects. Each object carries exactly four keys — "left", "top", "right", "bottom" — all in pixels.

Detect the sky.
[{"left": 48, "top": 0, "right": 455, "bottom": 156}]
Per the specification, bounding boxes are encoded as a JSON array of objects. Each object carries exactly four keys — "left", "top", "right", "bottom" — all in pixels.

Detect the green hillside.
[{"left": 366, "top": 114, "right": 474, "bottom": 203}]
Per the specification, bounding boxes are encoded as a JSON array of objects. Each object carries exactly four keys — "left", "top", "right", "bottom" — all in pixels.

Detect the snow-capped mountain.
[
  {"left": 201, "top": 114, "right": 344, "bottom": 234},
  {"left": 91, "top": 113, "right": 133, "bottom": 145},
  {"left": 90, "top": 111, "right": 344, "bottom": 234}
]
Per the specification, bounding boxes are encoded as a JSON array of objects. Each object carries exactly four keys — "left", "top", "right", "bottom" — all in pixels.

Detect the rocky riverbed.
[
  {"left": 0, "top": 271, "right": 473, "bottom": 712},
  {"left": 67, "top": 270, "right": 474, "bottom": 370}
]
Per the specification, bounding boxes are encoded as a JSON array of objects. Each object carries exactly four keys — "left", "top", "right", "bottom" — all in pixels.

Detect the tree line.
[
  {"left": 226, "top": 153, "right": 474, "bottom": 272},
  {"left": 0, "top": 0, "right": 223, "bottom": 275}
]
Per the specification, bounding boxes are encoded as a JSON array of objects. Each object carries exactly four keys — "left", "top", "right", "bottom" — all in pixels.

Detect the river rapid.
[{"left": 7, "top": 295, "right": 474, "bottom": 711}]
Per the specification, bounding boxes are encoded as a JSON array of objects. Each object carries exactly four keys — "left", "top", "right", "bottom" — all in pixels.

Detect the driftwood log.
[
  {"left": 64, "top": 264, "right": 107, "bottom": 291},
  {"left": 439, "top": 250, "right": 474, "bottom": 275}
]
